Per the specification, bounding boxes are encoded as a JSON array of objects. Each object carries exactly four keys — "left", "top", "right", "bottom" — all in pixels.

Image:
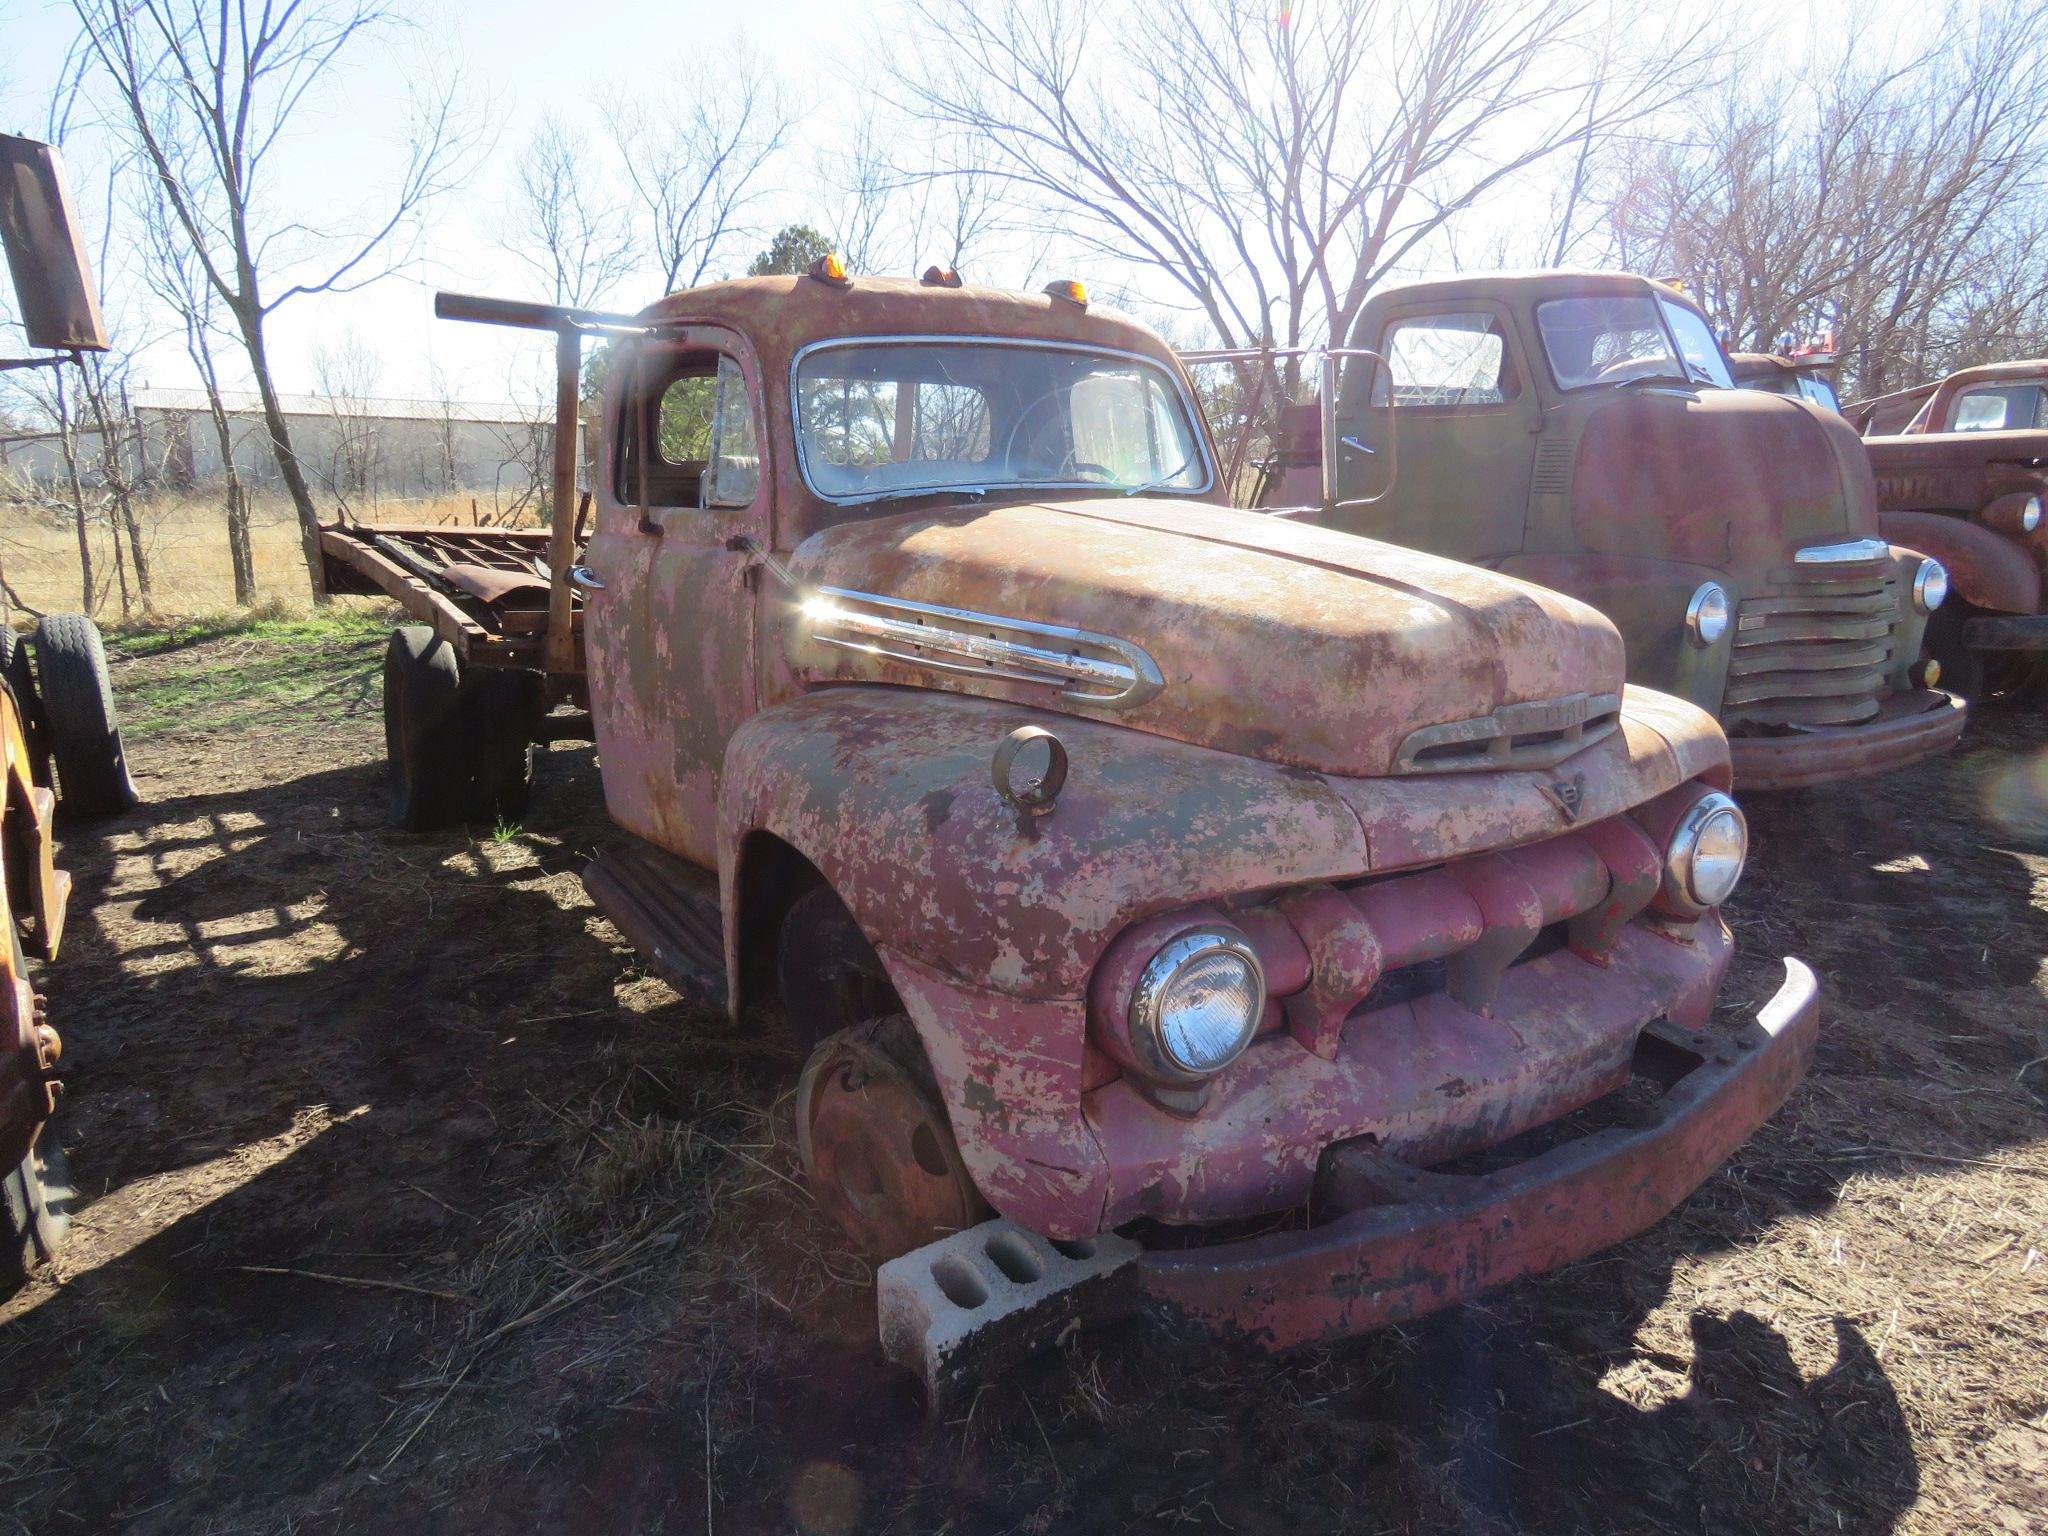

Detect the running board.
[{"left": 582, "top": 837, "right": 728, "bottom": 1008}]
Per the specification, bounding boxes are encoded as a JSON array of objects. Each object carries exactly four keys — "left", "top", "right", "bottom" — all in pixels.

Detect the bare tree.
[
  {"left": 604, "top": 44, "right": 793, "bottom": 292},
  {"left": 137, "top": 169, "right": 254, "bottom": 601},
  {"left": 887, "top": 0, "right": 1718, "bottom": 352},
  {"left": 66, "top": 0, "right": 470, "bottom": 599},
  {"left": 311, "top": 329, "right": 383, "bottom": 514},
  {"left": 502, "top": 116, "right": 637, "bottom": 309},
  {"left": 1597, "top": 9, "right": 2048, "bottom": 395}
]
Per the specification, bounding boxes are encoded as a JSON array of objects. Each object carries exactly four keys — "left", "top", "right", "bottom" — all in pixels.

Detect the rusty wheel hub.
[{"left": 795, "top": 1019, "right": 986, "bottom": 1260}]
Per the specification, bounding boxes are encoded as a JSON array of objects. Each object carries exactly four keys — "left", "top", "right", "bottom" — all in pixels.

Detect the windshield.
[
  {"left": 1536, "top": 294, "right": 1728, "bottom": 390},
  {"left": 794, "top": 340, "right": 1209, "bottom": 503}
]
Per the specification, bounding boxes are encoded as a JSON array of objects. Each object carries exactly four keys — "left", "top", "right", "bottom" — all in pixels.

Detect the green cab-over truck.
[{"left": 1244, "top": 271, "right": 1966, "bottom": 791}]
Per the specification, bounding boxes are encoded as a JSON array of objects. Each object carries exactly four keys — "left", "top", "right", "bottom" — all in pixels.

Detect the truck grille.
[{"left": 1723, "top": 559, "right": 1899, "bottom": 731}]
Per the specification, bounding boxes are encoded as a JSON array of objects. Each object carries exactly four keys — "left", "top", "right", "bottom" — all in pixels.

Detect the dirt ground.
[{"left": 1, "top": 611, "right": 2043, "bottom": 1535}]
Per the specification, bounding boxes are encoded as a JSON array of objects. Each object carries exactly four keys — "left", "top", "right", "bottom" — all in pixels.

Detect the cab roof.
[
  {"left": 1368, "top": 269, "right": 1689, "bottom": 308},
  {"left": 630, "top": 274, "right": 1180, "bottom": 369}
]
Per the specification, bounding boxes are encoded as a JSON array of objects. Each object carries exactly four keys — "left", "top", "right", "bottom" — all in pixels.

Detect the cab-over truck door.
[
  {"left": 1332, "top": 299, "right": 1541, "bottom": 564},
  {"left": 584, "top": 326, "right": 766, "bottom": 866}
]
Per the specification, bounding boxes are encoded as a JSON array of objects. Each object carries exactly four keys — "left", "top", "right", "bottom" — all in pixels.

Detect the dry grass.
[
  {"left": 0, "top": 492, "right": 541, "bottom": 617},
  {"left": 0, "top": 617, "right": 2039, "bottom": 1533}
]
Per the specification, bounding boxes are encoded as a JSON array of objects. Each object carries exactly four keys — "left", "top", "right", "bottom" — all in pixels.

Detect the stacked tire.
[{"left": 3, "top": 614, "right": 139, "bottom": 819}]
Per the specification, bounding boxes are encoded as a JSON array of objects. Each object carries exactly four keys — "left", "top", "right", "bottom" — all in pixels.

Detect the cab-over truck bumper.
[{"left": 1729, "top": 687, "right": 1966, "bottom": 792}]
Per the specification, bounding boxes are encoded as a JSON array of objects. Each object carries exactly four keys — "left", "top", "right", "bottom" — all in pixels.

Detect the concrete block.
[{"left": 877, "top": 1218, "right": 1141, "bottom": 1406}]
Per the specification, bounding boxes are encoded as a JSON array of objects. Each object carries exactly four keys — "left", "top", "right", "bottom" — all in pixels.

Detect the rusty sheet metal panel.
[
  {"left": 0, "top": 685, "right": 62, "bottom": 1174},
  {"left": 783, "top": 498, "right": 1625, "bottom": 780},
  {"left": 1571, "top": 387, "right": 1881, "bottom": 571},
  {"left": 1728, "top": 688, "right": 1966, "bottom": 792},
  {"left": 1136, "top": 958, "right": 1819, "bottom": 1349},
  {"left": 1879, "top": 509, "right": 2042, "bottom": 616},
  {"left": 0, "top": 134, "right": 107, "bottom": 352},
  {"left": 716, "top": 685, "right": 1723, "bottom": 1007},
  {"left": 1081, "top": 917, "right": 1731, "bottom": 1234},
  {"left": 1866, "top": 429, "right": 2048, "bottom": 519}
]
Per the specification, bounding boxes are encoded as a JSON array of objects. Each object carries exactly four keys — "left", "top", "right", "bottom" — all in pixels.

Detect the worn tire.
[
  {"left": 462, "top": 667, "right": 541, "bottom": 825},
  {"left": 777, "top": 885, "right": 899, "bottom": 1056},
  {"left": 383, "top": 627, "right": 468, "bottom": 831},
  {"left": 32, "top": 614, "right": 137, "bottom": 818},
  {"left": 0, "top": 928, "right": 69, "bottom": 1291}
]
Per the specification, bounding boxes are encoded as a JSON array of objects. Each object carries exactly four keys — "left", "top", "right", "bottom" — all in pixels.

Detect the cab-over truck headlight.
[
  {"left": 1685, "top": 582, "right": 1730, "bottom": 647},
  {"left": 1129, "top": 927, "right": 1266, "bottom": 1082},
  {"left": 1912, "top": 558, "right": 1948, "bottom": 614}
]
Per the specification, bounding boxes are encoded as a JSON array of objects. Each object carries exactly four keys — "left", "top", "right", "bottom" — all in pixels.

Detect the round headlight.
[
  {"left": 1685, "top": 582, "right": 1730, "bottom": 647},
  {"left": 1130, "top": 927, "right": 1265, "bottom": 1081},
  {"left": 1912, "top": 558, "right": 1948, "bottom": 614},
  {"left": 2026, "top": 496, "right": 2043, "bottom": 533},
  {"left": 1662, "top": 792, "right": 1748, "bottom": 915}
]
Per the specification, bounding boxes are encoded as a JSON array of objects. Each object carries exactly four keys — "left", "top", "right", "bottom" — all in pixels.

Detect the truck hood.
[
  {"left": 783, "top": 498, "right": 1624, "bottom": 779},
  {"left": 1572, "top": 386, "right": 1881, "bottom": 574}
]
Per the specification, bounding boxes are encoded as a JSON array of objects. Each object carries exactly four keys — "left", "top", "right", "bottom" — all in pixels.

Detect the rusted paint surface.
[
  {"left": 716, "top": 679, "right": 1740, "bottom": 1240},
  {"left": 1878, "top": 509, "right": 2042, "bottom": 616},
  {"left": 1728, "top": 687, "right": 1967, "bottom": 792},
  {"left": 783, "top": 497, "right": 1623, "bottom": 780},
  {"left": 1138, "top": 957, "right": 1819, "bottom": 1350}
]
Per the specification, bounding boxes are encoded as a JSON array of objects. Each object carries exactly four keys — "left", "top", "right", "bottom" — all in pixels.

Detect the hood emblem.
[{"left": 1543, "top": 773, "right": 1587, "bottom": 823}]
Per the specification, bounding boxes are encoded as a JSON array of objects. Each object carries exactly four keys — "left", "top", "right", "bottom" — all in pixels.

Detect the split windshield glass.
[
  {"left": 793, "top": 340, "right": 1209, "bottom": 503},
  {"left": 1536, "top": 293, "right": 1732, "bottom": 390}
]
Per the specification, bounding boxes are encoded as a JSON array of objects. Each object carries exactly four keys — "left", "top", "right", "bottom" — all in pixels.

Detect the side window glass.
[
  {"left": 1953, "top": 389, "right": 2011, "bottom": 432},
  {"left": 1371, "top": 313, "right": 1516, "bottom": 406},
  {"left": 705, "top": 357, "right": 758, "bottom": 507},
  {"left": 618, "top": 350, "right": 759, "bottom": 509}
]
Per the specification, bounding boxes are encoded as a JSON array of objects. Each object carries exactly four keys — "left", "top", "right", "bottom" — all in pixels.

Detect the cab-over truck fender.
[
  {"left": 714, "top": 683, "right": 1730, "bottom": 1234},
  {"left": 1499, "top": 553, "right": 1736, "bottom": 715},
  {"left": 1879, "top": 509, "right": 2042, "bottom": 617}
]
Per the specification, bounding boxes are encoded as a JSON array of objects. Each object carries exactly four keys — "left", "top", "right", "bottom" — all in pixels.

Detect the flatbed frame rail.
[{"left": 318, "top": 291, "right": 659, "bottom": 680}]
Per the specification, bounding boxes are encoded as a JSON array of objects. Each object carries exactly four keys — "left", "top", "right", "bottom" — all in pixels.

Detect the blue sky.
[{"left": 0, "top": 0, "right": 868, "bottom": 402}]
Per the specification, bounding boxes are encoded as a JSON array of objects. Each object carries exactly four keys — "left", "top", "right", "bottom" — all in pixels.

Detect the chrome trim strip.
[
  {"left": 788, "top": 333, "right": 1217, "bottom": 507},
  {"left": 802, "top": 585, "right": 1166, "bottom": 710},
  {"left": 1393, "top": 692, "right": 1623, "bottom": 774},
  {"left": 1792, "top": 537, "right": 1890, "bottom": 565}
]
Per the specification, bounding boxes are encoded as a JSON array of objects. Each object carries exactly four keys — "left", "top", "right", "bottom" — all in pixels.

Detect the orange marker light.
[
  {"left": 1043, "top": 279, "right": 1088, "bottom": 306},
  {"left": 809, "top": 252, "right": 849, "bottom": 286},
  {"left": 921, "top": 265, "right": 963, "bottom": 288}
]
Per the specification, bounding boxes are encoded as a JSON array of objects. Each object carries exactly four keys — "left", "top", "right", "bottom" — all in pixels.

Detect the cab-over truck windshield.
[
  {"left": 1536, "top": 293, "right": 1735, "bottom": 391},
  {"left": 793, "top": 338, "right": 1209, "bottom": 504}
]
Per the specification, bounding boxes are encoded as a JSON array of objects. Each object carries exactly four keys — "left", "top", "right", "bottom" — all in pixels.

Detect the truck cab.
[
  {"left": 343, "top": 265, "right": 1819, "bottom": 1370},
  {"left": 1257, "top": 271, "right": 1966, "bottom": 791},
  {"left": 1842, "top": 361, "right": 2048, "bottom": 699}
]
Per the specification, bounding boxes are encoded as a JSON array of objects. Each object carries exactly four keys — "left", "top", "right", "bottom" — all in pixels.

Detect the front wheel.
[
  {"left": 1924, "top": 602, "right": 2048, "bottom": 705},
  {"left": 794, "top": 1016, "right": 988, "bottom": 1260}
]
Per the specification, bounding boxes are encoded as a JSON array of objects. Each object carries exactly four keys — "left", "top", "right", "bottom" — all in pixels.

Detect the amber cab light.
[
  {"left": 921, "top": 265, "right": 963, "bottom": 288},
  {"left": 1044, "top": 279, "right": 1088, "bottom": 306},
  {"left": 809, "top": 252, "right": 849, "bottom": 286}
]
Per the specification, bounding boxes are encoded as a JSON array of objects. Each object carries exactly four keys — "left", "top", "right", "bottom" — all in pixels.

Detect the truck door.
[
  {"left": 583, "top": 328, "right": 764, "bottom": 866},
  {"left": 1332, "top": 303, "right": 1540, "bottom": 564}
]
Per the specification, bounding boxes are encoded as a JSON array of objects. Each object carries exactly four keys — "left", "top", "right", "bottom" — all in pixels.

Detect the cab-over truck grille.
[{"left": 1722, "top": 554, "right": 1898, "bottom": 731}]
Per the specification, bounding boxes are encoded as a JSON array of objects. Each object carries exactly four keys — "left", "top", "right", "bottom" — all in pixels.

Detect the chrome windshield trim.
[
  {"left": 1792, "top": 537, "right": 1891, "bottom": 565},
  {"left": 788, "top": 333, "right": 1216, "bottom": 507},
  {"left": 799, "top": 585, "right": 1165, "bottom": 711}
]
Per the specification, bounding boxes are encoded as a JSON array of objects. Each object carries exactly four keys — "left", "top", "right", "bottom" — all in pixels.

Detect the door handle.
[
  {"left": 568, "top": 564, "right": 605, "bottom": 591},
  {"left": 1340, "top": 435, "right": 1376, "bottom": 456}
]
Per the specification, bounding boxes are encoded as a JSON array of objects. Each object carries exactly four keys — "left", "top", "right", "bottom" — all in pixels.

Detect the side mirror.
[
  {"left": 1320, "top": 348, "right": 1396, "bottom": 508},
  {"left": 0, "top": 135, "right": 108, "bottom": 354}
]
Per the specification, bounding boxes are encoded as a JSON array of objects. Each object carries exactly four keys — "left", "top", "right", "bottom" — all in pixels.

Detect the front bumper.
[
  {"left": 1728, "top": 688, "right": 1966, "bottom": 791},
  {"left": 1137, "top": 957, "right": 1820, "bottom": 1350}
]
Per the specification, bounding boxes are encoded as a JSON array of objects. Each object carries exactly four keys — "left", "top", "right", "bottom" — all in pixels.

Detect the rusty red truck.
[
  {"left": 1840, "top": 361, "right": 2048, "bottom": 700},
  {"left": 320, "top": 262, "right": 1819, "bottom": 1379},
  {"left": 1235, "top": 271, "right": 1966, "bottom": 791}
]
